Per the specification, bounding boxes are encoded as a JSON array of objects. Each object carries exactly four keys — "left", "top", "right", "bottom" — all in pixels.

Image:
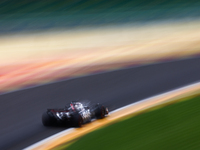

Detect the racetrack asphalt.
[{"left": 0, "top": 56, "right": 200, "bottom": 150}]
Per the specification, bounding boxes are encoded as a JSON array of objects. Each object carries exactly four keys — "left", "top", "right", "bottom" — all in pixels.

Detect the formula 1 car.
[{"left": 42, "top": 101, "right": 109, "bottom": 127}]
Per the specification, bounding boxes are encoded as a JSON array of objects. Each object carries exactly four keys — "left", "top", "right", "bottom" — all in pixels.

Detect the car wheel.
[
  {"left": 95, "top": 104, "right": 106, "bottom": 119},
  {"left": 71, "top": 113, "right": 83, "bottom": 127}
]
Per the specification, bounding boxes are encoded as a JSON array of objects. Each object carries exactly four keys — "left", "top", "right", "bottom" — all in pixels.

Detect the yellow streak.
[{"left": 1, "top": 20, "right": 200, "bottom": 65}]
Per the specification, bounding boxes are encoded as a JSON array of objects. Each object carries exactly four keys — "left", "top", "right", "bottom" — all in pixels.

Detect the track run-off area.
[{"left": 1, "top": 20, "right": 200, "bottom": 150}]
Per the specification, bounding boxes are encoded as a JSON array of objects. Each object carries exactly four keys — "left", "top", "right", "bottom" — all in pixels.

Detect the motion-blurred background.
[{"left": 1, "top": 0, "right": 200, "bottom": 93}]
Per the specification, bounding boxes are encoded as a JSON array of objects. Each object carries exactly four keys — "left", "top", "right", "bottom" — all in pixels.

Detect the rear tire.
[
  {"left": 42, "top": 112, "right": 56, "bottom": 126},
  {"left": 71, "top": 113, "right": 83, "bottom": 127}
]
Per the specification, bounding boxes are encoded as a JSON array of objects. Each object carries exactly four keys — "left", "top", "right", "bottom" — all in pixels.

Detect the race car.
[{"left": 42, "top": 101, "right": 109, "bottom": 127}]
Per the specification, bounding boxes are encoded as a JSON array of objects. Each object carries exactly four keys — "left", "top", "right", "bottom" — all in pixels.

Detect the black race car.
[{"left": 42, "top": 101, "right": 109, "bottom": 127}]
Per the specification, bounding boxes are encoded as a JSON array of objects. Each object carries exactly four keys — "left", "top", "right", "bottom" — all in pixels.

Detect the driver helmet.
[{"left": 74, "top": 102, "right": 84, "bottom": 111}]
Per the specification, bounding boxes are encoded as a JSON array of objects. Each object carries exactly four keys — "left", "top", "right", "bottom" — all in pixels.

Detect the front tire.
[{"left": 94, "top": 104, "right": 106, "bottom": 119}]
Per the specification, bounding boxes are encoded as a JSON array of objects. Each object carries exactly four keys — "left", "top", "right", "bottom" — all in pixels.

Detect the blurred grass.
[{"left": 60, "top": 95, "right": 200, "bottom": 150}]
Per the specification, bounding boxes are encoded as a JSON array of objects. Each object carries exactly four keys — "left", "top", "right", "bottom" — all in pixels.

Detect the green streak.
[
  {"left": 1, "top": 0, "right": 200, "bottom": 34},
  {"left": 59, "top": 96, "right": 200, "bottom": 150}
]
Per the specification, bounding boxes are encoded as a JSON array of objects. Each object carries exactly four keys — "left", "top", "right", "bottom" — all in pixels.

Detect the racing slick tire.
[
  {"left": 71, "top": 113, "right": 83, "bottom": 127},
  {"left": 42, "top": 112, "right": 56, "bottom": 126},
  {"left": 94, "top": 104, "right": 107, "bottom": 119}
]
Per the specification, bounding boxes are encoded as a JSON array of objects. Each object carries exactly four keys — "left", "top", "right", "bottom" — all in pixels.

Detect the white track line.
[
  {"left": 24, "top": 128, "right": 75, "bottom": 150},
  {"left": 110, "top": 81, "right": 200, "bottom": 114}
]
